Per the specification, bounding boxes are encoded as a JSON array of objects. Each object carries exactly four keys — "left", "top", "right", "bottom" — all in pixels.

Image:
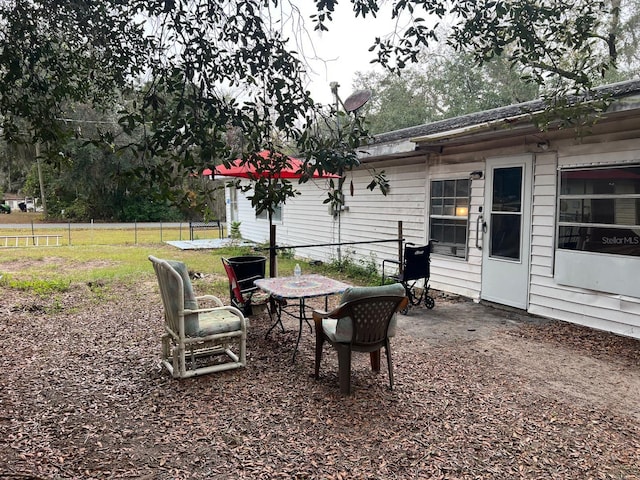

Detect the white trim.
[{"left": 558, "top": 159, "right": 640, "bottom": 170}]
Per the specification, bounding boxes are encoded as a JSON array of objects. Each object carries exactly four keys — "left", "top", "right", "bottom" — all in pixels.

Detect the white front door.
[{"left": 480, "top": 155, "right": 533, "bottom": 309}]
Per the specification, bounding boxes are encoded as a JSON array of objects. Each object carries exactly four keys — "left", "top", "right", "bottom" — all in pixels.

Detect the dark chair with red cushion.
[{"left": 221, "top": 257, "right": 270, "bottom": 317}]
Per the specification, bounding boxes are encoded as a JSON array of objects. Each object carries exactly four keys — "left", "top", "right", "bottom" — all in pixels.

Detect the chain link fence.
[{"left": 0, "top": 222, "right": 227, "bottom": 247}]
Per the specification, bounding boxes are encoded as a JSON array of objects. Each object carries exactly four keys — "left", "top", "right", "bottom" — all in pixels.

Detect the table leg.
[
  {"left": 265, "top": 297, "right": 285, "bottom": 338},
  {"left": 291, "top": 298, "right": 305, "bottom": 363}
]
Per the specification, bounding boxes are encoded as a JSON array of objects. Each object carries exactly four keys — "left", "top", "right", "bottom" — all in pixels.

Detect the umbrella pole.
[{"left": 269, "top": 222, "right": 277, "bottom": 278}]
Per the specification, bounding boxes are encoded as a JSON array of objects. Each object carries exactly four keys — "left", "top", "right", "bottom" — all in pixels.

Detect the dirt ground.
[
  {"left": 0, "top": 211, "right": 45, "bottom": 224},
  {"left": 1, "top": 280, "right": 639, "bottom": 479},
  {"left": 401, "top": 298, "right": 640, "bottom": 423}
]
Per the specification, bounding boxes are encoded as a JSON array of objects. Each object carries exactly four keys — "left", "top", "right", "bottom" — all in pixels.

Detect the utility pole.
[
  {"left": 35, "top": 141, "right": 47, "bottom": 216},
  {"left": 330, "top": 82, "right": 343, "bottom": 264}
]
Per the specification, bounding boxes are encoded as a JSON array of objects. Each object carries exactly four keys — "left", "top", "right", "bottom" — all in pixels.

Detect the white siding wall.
[
  {"left": 232, "top": 183, "right": 271, "bottom": 243},
  {"left": 231, "top": 158, "right": 484, "bottom": 301},
  {"left": 227, "top": 124, "right": 640, "bottom": 339},
  {"left": 277, "top": 176, "right": 343, "bottom": 263},
  {"left": 334, "top": 161, "right": 428, "bottom": 266},
  {"left": 528, "top": 143, "right": 640, "bottom": 338},
  {"left": 230, "top": 160, "right": 428, "bottom": 268}
]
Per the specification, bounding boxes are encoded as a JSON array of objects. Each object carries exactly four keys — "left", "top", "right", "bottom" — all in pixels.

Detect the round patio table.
[{"left": 255, "top": 274, "right": 351, "bottom": 362}]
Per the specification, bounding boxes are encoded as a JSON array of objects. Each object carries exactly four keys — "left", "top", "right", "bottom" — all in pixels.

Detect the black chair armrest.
[
  {"left": 238, "top": 274, "right": 263, "bottom": 284},
  {"left": 381, "top": 258, "right": 401, "bottom": 284}
]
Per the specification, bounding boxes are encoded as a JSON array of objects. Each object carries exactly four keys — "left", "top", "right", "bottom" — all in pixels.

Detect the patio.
[{"left": 2, "top": 279, "right": 640, "bottom": 479}]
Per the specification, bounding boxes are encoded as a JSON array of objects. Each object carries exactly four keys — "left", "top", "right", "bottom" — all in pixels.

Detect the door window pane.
[
  {"left": 490, "top": 214, "right": 521, "bottom": 260},
  {"left": 492, "top": 167, "right": 522, "bottom": 212}
]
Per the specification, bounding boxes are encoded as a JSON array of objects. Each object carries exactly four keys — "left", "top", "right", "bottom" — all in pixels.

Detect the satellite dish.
[{"left": 343, "top": 89, "right": 372, "bottom": 113}]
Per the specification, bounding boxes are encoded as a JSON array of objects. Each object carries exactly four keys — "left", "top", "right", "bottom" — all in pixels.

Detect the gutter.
[{"left": 409, "top": 111, "right": 540, "bottom": 144}]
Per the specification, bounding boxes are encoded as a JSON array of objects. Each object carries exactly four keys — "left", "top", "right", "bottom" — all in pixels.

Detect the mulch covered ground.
[{"left": 2, "top": 280, "right": 640, "bottom": 479}]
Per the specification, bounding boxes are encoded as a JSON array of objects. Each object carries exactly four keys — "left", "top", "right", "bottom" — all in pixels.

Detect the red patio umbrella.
[{"left": 202, "top": 150, "right": 339, "bottom": 179}]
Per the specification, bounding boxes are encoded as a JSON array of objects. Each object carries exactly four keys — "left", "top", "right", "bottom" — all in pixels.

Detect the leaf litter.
[{"left": 1, "top": 282, "right": 639, "bottom": 479}]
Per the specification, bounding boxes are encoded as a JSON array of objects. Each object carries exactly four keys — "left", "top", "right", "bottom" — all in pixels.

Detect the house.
[
  {"left": 1, "top": 193, "right": 40, "bottom": 212},
  {"left": 225, "top": 79, "right": 640, "bottom": 339}
]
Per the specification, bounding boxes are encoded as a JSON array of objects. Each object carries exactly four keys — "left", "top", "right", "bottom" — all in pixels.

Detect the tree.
[
  {"left": 355, "top": 49, "right": 542, "bottom": 134},
  {"left": 0, "top": 139, "right": 33, "bottom": 194},
  {"left": 0, "top": 0, "right": 624, "bottom": 217}
]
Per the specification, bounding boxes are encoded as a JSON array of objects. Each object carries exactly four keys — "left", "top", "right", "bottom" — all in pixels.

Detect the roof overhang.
[
  {"left": 409, "top": 111, "right": 545, "bottom": 148},
  {"left": 357, "top": 81, "right": 640, "bottom": 162}
]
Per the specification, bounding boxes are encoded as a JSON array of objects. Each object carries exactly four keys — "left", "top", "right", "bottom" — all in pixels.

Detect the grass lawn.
[{"left": 0, "top": 236, "right": 378, "bottom": 302}]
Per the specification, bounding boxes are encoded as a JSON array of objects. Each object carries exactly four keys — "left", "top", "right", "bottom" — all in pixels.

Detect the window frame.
[
  {"left": 556, "top": 164, "right": 640, "bottom": 258},
  {"left": 428, "top": 177, "right": 470, "bottom": 260}
]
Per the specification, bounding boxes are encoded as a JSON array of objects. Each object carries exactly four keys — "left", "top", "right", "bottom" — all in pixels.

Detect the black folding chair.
[{"left": 382, "top": 243, "right": 435, "bottom": 313}]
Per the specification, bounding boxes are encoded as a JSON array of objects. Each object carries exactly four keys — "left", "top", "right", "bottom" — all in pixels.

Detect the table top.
[{"left": 255, "top": 274, "right": 351, "bottom": 300}]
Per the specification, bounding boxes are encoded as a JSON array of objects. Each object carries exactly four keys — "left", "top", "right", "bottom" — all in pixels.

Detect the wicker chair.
[
  {"left": 149, "top": 255, "right": 247, "bottom": 378},
  {"left": 313, "top": 283, "right": 408, "bottom": 395}
]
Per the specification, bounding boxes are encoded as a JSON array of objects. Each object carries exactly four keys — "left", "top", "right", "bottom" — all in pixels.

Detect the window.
[
  {"left": 429, "top": 179, "right": 470, "bottom": 258},
  {"left": 256, "top": 204, "right": 282, "bottom": 222},
  {"left": 557, "top": 165, "right": 640, "bottom": 257}
]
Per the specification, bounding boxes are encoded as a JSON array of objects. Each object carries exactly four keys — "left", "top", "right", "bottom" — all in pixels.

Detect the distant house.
[
  {"left": 2, "top": 193, "right": 23, "bottom": 211},
  {"left": 1, "top": 194, "right": 40, "bottom": 212},
  {"left": 225, "top": 79, "right": 640, "bottom": 339}
]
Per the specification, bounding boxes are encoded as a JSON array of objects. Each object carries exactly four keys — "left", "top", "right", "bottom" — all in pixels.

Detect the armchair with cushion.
[
  {"left": 149, "top": 255, "right": 247, "bottom": 378},
  {"left": 313, "top": 283, "right": 408, "bottom": 395}
]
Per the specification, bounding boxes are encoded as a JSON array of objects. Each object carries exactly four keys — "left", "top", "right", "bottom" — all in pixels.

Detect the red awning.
[{"left": 203, "top": 150, "right": 339, "bottom": 179}]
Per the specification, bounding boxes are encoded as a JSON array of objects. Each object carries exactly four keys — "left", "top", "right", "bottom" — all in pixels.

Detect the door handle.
[{"left": 476, "top": 214, "right": 486, "bottom": 250}]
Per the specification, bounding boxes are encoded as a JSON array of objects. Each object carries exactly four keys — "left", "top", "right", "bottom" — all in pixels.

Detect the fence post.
[
  {"left": 68, "top": 222, "right": 71, "bottom": 246},
  {"left": 160, "top": 222, "right": 163, "bottom": 243},
  {"left": 398, "top": 221, "right": 403, "bottom": 274},
  {"left": 135, "top": 221, "right": 138, "bottom": 245},
  {"left": 31, "top": 221, "right": 35, "bottom": 246}
]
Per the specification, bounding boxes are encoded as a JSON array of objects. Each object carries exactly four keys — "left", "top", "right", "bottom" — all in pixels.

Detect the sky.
[{"left": 290, "top": 2, "right": 401, "bottom": 106}]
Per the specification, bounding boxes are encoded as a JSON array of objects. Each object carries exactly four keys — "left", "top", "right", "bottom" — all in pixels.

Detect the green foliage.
[
  {"left": 0, "top": 0, "right": 630, "bottom": 218},
  {"left": 326, "top": 252, "right": 381, "bottom": 286},
  {"left": 120, "top": 198, "right": 183, "bottom": 223},
  {"left": 355, "top": 50, "right": 542, "bottom": 134},
  {"left": 1, "top": 274, "right": 70, "bottom": 296},
  {"left": 230, "top": 221, "right": 242, "bottom": 240},
  {"left": 0, "top": 141, "right": 32, "bottom": 193},
  {"left": 18, "top": 123, "right": 191, "bottom": 221},
  {"left": 277, "top": 247, "right": 295, "bottom": 259},
  {"left": 61, "top": 199, "right": 91, "bottom": 221}
]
